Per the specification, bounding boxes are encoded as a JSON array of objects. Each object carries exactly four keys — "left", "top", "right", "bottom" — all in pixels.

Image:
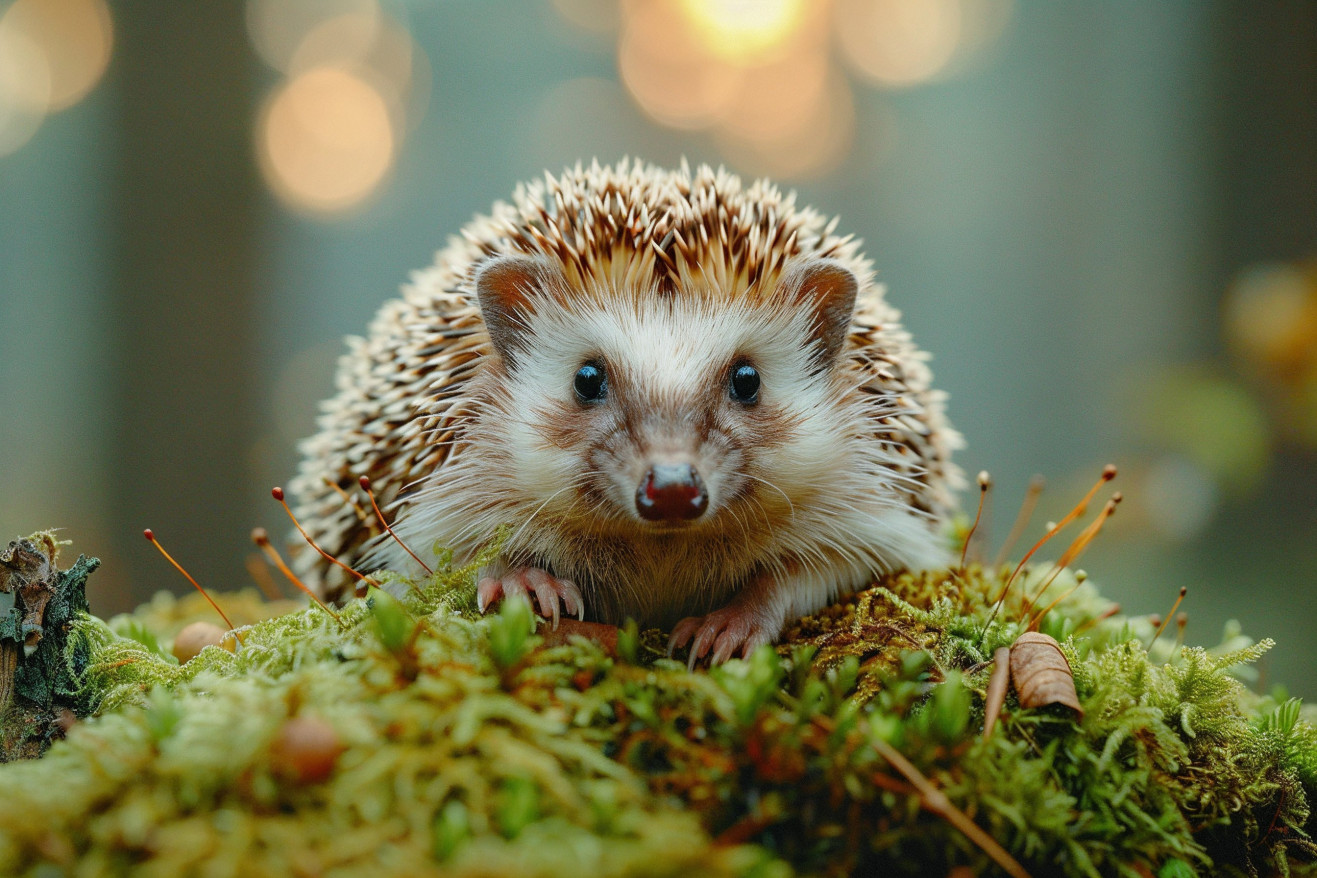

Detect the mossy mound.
[{"left": 0, "top": 543, "right": 1314, "bottom": 877}]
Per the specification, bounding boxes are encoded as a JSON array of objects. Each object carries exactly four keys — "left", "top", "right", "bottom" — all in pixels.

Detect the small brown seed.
[
  {"left": 171, "top": 622, "right": 232, "bottom": 663},
  {"left": 270, "top": 716, "right": 344, "bottom": 784}
]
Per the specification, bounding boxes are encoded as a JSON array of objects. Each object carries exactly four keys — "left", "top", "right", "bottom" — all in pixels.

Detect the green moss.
[{"left": 0, "top": 546, "right": 1313, "bottom": 877}]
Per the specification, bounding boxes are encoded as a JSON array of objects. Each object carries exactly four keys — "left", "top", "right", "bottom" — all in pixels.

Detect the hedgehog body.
[{"left": 289, "top": 160, "right": 962, "bottom": 661}]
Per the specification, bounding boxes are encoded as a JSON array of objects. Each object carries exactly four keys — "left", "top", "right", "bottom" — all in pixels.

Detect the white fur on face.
[
  {"left": 506, "top": 291, "right": 836, "bottom": 519},
  {"left": 380, "top": 282, "right": 946, "bottom": 626}
]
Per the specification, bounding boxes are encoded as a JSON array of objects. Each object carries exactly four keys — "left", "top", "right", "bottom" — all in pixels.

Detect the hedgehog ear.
[
  {"left": 779, "top": 258, "right": 858, "bottom": 368},
  {"left": 475, "top": 254, "right": 562, "bottom": 365}
]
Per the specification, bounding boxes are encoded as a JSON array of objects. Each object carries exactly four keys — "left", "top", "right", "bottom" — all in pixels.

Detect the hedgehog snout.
[{"left": 635, "top": 463, "right": 708, "bottom": 522}]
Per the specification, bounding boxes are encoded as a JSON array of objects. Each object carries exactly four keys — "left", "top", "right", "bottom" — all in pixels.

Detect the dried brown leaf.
[{"left": 1009, "top": 632, "right": 1082, "bottom": 717}]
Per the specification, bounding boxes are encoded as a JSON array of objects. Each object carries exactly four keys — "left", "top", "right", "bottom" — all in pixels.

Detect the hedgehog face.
[{"left": 474, "top": 255, "right": 862, "bottom": 547}]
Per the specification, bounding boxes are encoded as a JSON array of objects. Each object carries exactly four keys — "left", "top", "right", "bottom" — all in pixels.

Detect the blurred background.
[{"left": 1, "top": 0, "right": 1314, "bottom": 691}]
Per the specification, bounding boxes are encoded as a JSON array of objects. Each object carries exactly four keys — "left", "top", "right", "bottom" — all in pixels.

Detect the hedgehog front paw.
[
  {"left": 477, "top": 566, "right": 584, "bottom": 630},
  {"left": 668, "top": 604, "right": 781, "bottom": 669}
]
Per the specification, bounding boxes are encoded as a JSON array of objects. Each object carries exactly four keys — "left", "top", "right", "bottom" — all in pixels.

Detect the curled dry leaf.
[{"left": 1009, "top": 631, "right": 1083, "bottom": 718}]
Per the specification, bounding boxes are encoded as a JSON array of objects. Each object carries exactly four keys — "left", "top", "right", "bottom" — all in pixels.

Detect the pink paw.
[
  {"left": 477, "top": 566, "right": 584, "bottom": 630},
  {"left": 668, "top": 605, "right": 779, "bottom": 668}
]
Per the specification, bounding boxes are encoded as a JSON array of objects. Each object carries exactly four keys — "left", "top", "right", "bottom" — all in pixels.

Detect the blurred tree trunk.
[
  {"left": 1216, "top": 1, "right": 1317, "bottom": 265},
  {"left": 107, "top": 3, "right": 260, "bottom": 610}
]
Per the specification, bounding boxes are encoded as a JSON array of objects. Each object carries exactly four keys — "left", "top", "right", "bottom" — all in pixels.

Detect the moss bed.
[{"left": 0, "top": 536, "right": 1314, "bottom": 878}]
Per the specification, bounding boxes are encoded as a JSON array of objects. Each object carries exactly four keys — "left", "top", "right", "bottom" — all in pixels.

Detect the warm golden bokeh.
[
  {"left": 1225, "top": 262, "right": 1317, "bottom": 383},
  {"left": 619, "top": 0, "right": 744, "bottom": 130},
  {"left": 259, "top": 65, "right": 397, "bottom": 214},
  {"left": 618, "top": 0, "right": 850, "bottom": 176},
  {"left": 0, "top": 0, "right": 111, "bottom": 156},
  {"left": 834, "top": 0, "right": 962, "bottom": 86},
  {"left": 679, "top": 0, "right": 809, "bottom": 63},
  {"left": 245, "top": 0, "right": 380, "bottom": 74},
  {"left": 288, "top": 12, "right": 383, "bottom": 73},
  {"left": 0, "top": 0, "right": 112, "bottom": 110},
  {"left": 1224, "top": 261, "right": 1317, "bottom": 447},
  {"left": 716, "top": 64, "right": 855, "bottom": 179},
  {"left": 0, "top": 21, "right": 49, "bottom": 157},
  {"left": 610, "top": 0, "right": 1011, "bottom": 178},
  {"left": 247, "top": 0, "right": 426, "bottom": 214},
  {"left": 715, "top": 46, "right": 831, "bottom": 142}
]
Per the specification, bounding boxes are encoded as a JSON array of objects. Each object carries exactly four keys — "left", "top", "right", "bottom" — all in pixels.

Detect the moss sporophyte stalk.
[{"left": 0, "top": 531, "right": 1314, "bottom": 877}]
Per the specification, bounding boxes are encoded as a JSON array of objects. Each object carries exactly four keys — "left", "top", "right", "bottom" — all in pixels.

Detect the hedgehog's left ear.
[
  {"left": 779, "top": 258, "right": 858, "bottom": 368},
  {"left": 475, "top": 254, "right": 564, "bottom": 366}
]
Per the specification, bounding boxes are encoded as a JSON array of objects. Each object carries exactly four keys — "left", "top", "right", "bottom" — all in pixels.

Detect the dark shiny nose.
[{"left": 636, "top": 464, "right": 708, "bottom": 522}]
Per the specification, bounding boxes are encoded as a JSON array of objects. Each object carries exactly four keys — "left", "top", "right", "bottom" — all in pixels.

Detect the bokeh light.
[
  {"left": 679, "top": 0, "right": 808, "bottom": 64},
  {"left": 0, "top": 0, "right": 112, "bottom": 110},
  {"left": 0, "top": 0, "right": 111, "bottom": 156},
  {"left": 1136, "top": 367, "right": 1271, "bottom": 495},
  {"left": 289, "top": 11, "right": 423, "bottom": 127},
  {"left": 618, "top": 0, "right": 743, "bottom": 130},
  {"left": 617, "top": 0, "right": 848, "bottom": 176},
  {"left": 259, "top": 65, "right": 397, "bottom": 215},
  {"left": 715, "top": 64, "right": 855, "bottom": 179},
  {"left": 1223, "top": 261, "right": 1317, "bottom": 448},
  {"left": 248, "top": 0, "right": 427, "bottom": 215},
  {"left": 245, "top": 0, "right": 379, "bottom": 73},
  {"left": 714, "top": 41, "right": 829, "bottom": 142},
  {"left": 606, "top": 0, "right": 1010, "bottom": 178},
  {"left": 834, "top": 0, "right": 962, "bottom": 86},
  {"left": 1224, "top": 262, "right": 1317, "bottom": 382},
  {"left": 0, "top": 21, "right": 49, "bottom": 157},
  {"left": 288, "top": 11, "right": 383, "bottom": 72}
]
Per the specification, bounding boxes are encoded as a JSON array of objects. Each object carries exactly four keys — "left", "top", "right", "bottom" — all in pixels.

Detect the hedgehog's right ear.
[
  {"left": 778, "top": 258, "right": 858, "bottom": 369},
  {"left": 475, "top": 254, "right": 563, "bottom": 366}
]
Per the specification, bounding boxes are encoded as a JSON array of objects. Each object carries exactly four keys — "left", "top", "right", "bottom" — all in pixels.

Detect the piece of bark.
[{"left": 0, "top": 536, "right": 100, "bottom": 761}]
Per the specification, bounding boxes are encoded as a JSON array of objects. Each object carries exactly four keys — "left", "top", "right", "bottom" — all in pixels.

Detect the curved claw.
[
  {"left": 476, "top": 576, "right": 503, "bottom": 614},
  {"left": 556, "top": 578, "right": 585, "bottom": 621},
  {"left": 667, "top": 603, "right": 782, "bottom": 669},
  {"left": 526, "top": 568, "right": 561, "bottom": 630},
  {"left": 688, "top": 618, "right": 726, "bottom": 670},
  {"left": 477, "top": 566, "right": 584, "bottom": 630},
  {"left": 713, "top": 626, "right": 772, "bottom": 665},
  {"left": 667, "top": 616, "right": 700, "bottom": 657}
]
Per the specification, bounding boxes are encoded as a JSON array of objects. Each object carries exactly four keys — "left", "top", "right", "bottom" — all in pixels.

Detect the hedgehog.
[{"left": 288, "top": 159, "right": 962, "bottom": 664}]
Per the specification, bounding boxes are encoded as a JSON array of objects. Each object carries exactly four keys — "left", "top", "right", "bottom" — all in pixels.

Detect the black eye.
[
  {"left": 730, "top": 363, "right": 760, "bottom": 404},
  {"left": 574, "top": 361, "right": 607, "bottom": 403}
]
